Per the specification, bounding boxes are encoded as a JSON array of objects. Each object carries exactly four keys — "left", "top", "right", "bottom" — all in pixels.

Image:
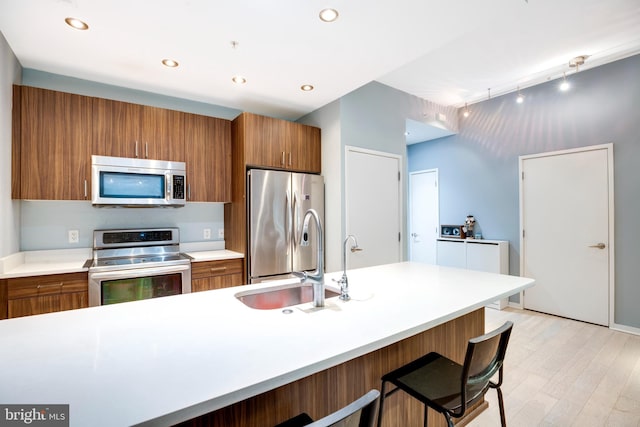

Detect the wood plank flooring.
[{"left": 467, "top": 308, "right": 640, "bottom": 426}]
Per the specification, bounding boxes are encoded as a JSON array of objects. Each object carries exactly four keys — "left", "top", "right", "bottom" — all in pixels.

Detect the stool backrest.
[
  {"left": 308, "top": 389, "right": 380, "bottom": 427},
  {"left": 460, "top": 321, "right": 513, "bottom": 411}
]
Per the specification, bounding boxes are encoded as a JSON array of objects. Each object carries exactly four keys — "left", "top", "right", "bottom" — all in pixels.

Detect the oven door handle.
[{"left": 89, "top": 264, "right": 191, "bottom": 280}]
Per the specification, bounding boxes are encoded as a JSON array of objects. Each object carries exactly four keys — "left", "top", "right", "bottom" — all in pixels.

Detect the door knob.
[{"left": 588, "top": 243, "right": 606, "bottom": 249}]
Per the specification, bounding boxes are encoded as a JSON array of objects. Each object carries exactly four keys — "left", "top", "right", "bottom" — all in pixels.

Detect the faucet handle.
[{"left": 292, "top": 271, "right": 307, "bottom": 281}]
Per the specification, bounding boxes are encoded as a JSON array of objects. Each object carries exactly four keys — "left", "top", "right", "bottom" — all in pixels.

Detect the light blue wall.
[
  {"left": 0, "top": 31, "right": 21, "bottom": 257},
  {"left": 408, "top": 54, "right": 640, "bottom": 328}
]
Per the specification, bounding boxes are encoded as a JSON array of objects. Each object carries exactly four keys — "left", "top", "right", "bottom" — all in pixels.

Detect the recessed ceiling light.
[
  {"left": 301, "top": 84, "right": 314, "bottom": 91},
  {"left": 162, "top": 59, "right": 179, "bottom": 68},
  {"left": 319, "top": 8, "right": 339, "bottom": 22},
  {"left": 65, "top": 17, "right": 89, "bottom": 30},
  {"left": 232, "top": 76, "right": 247, "bottom": 84},
  {"left": 559, "top": 72, "right": 570, "bottom": 92}
]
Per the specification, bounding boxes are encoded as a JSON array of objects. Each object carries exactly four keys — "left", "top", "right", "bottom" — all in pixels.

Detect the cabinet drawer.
[
  {"left": 7, "top": 272, "right": 88, "bottom": 299},
  {"left": 192, "top": 259, "right": 243, "bottom": 279}
]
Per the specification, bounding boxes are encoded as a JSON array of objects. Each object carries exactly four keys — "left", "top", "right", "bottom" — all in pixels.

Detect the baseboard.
[{"left": 610, "top": 322, "right": 640, "bottom": 336}]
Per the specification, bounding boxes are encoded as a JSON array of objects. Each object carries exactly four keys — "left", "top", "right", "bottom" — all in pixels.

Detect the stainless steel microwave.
[{"left": 91, "top": 155, "right": 186, "bottom": 207}]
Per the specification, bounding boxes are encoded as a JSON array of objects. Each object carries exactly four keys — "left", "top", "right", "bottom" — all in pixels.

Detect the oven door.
[{"left": 88, "top": 264, "right": 191, "bottom": 307}]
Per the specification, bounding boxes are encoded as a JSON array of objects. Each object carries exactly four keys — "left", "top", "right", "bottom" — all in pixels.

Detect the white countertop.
[
  {"left": 0, "top": 262, "right": 534, "bottom": 426},
  {"left": 0, "top": 247, "right": 243, "bottom": 278}
]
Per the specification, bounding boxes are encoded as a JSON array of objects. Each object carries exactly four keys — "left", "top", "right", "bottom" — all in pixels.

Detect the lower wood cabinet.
[
  {"left": 3, "top": 272, "right": 88, "bottom": 319},
  {"left": 191, "top": 259, "right": 243, "bottom": 292}
]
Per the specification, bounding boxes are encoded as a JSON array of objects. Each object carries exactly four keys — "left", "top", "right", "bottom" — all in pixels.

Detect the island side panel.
[{"left": 177, "top": 308, "right": 484, "bottom": 427}]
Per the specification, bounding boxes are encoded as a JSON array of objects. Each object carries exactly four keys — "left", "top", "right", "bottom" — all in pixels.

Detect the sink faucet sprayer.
[
  {"left": 333, "top": 235, "right": 363, "bottom": 301},
  {"left": 297, "top": 208, "right": 325, "bottom": 307}
]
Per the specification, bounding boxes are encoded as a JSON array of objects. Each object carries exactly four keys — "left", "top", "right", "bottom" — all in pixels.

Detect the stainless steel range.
[{"left": 87, "top": 227, "right": 191, "bottom": 306}]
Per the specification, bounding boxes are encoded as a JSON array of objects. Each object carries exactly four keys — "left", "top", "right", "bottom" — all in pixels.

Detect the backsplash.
[{"left": 20, "top": 200, "right": 224, "bottom": 250}]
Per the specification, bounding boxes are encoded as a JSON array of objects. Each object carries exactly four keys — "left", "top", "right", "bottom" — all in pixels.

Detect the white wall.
[{"left": 0, "top": 31, "right": 21, "bottom": 256}]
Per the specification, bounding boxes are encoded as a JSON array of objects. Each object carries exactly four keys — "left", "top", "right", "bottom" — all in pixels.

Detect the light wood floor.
[{"left": 467, "top": 307, "right": 640, "bottom": 426}]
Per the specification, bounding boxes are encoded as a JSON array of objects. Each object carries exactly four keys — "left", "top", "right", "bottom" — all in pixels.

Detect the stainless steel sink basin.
[{"left": 235, "top": 283, "right": 340, "bottom": 310}]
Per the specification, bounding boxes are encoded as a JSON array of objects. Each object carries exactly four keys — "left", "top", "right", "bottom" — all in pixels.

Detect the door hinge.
[
  {"left": 398, "top": 171, "right": 401, "bottom": 181},
  {"left": 522, "top": 229, "right": 525, "bottom": 238},
  {"left": 521, "top": 171, "right": 524, "bottom": 180},
  {"left": 398, "top": 232, "right": 401, "bottom": 242}
]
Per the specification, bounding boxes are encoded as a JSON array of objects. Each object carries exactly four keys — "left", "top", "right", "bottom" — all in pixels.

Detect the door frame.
[
  {"left": 519, "top": 143, "right": 615, "bottom": 326},
  {"left": 409, "top": 169, "right": 439, "bottom": 263},
  {"left": 345, "top": 145, "right": 403, "bottom": 266}
]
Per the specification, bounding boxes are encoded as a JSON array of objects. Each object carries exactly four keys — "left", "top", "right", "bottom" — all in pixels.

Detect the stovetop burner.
[{"left": 89, "top": 227, "right": 191, "bottom": 272}]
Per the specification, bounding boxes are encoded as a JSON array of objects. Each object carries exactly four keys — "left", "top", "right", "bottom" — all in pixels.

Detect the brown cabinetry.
[
  {"left": 93, "top": 99, "right": 185, "bottom": 161},
  {"left": 3, "top": 272, "right": 88, "bottom": 319},
  {"left": 12, "top": 85, "right": 232, "bottom": 202},
  {"left": 191, "top": 259, "right": 243, "bottom": 292},
  {"left": 184, "top": 113, "right": 231, "bottom": 202},
  {"left": 240, "top": 112, "right": 321, "bottom": 174},
  {"left": 13, "top": 86, "right": 92, "bottom": 200}
]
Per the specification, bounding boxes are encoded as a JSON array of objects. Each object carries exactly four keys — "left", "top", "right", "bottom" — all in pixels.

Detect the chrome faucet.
[
  {"left": 333, "top": 235, "right": 362, "bottom": 301},
  {"left": 297, "top": 208, "right": 325, "bottom": 307}
]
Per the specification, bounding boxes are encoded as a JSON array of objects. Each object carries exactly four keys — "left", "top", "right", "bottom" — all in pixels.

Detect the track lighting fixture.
[
  {"left": 516, "top": 87, "right": 524, "bottom": 104},
  {"left": 463, "top": 102, "right": 470, "bottom": 118},
  {"left": 559, "top": 72, "right": 570, "bottom": 92}
]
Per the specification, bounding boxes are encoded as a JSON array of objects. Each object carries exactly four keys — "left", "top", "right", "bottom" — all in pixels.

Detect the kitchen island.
[{"left": 0, "top": 262, "right": 534, "bottom": 426}]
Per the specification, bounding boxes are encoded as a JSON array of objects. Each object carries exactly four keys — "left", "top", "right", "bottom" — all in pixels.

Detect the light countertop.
[
  {"left": 0, "top": 247, "right": 243, "bottom": 279},
  {"left": 0, "top": 262, "right": 534, "bottom": 426}
]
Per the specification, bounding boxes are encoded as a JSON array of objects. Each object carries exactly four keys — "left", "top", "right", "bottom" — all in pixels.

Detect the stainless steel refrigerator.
[{"left": 247, "top": 169, "right": 324, "bottom": 283}]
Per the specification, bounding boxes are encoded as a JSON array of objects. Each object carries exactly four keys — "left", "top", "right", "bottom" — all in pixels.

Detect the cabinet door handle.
[
  {"left": 145, "top": 142, "right": 149, "bottom": 159},
  {"left": 589, "top": 243, "right": 606, "bottom": 249},
  {"left": 209, "top": 267, "right": 227, "bottom": 273},
  {"left": 188, "top": 184, "right": 191, "bottom": 201},
  {"left": 281, "top": 151, "right": 285, "bottom": 166},
  {"left": 84, "top": 179, "right": 88, "bottom": 199},
  {"left": 135, "top": 140, "right": 139, "bottom": 158},
  {"left": 288, "top": 152, "right": 292, "bottom": 166}
]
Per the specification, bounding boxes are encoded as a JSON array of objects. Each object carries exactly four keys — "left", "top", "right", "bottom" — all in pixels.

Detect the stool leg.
[
  {"left": 377, "top": 381, "right": 387, "bottom": 427},
  {"left": 496, "top": 387, "right": 507, "bottom": 427},
  {"left": 423, "top": 405, "right": 428, "bottom": 427}
]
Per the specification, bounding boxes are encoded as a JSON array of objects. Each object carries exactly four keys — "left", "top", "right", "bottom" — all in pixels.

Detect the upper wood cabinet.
[
  {"left": 239, "top": 112, "right": 321, "bottom": 173},
  {"left": 184, "top": 113, "right": 231, "bottom": 202},
  {"left": 13, "top": 85, "right": 232, "bottom": 202},
  {"left": 93, "top": 99, "right": 185, "bottom": 161},
  {"left": 14, "top": 86, "right": 92, "bottom": 200}
]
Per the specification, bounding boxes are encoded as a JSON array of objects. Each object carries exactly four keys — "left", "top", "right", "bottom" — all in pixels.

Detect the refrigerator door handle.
[
  {"left": 286, "top": 190, "right": 292, "bottom": 256},
  {"left": 292, "top": 191, "right": 299, "bottom": 250}
]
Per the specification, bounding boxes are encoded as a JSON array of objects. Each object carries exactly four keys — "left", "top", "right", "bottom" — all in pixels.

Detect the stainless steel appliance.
[
  {"left": 87, "top": 228, "right": 191, "bottom": 306},
  {"left": 247, "top": 169, "right": 324, "bottom": 283},
  {"left": 91, "top": 155, "right": 186, "bottom": 207}
]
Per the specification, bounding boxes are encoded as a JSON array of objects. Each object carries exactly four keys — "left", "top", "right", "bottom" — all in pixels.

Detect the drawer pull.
[
  {"left": 37, "top": 283, "right": 63, "bottom": 290},
  {"left": 209, "top": 267, "right": 227, "bottom": 273}
]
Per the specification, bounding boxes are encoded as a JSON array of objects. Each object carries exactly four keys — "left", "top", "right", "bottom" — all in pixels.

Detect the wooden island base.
[{"left": 178, "top": 308, "right": 485, "bottom": 427}]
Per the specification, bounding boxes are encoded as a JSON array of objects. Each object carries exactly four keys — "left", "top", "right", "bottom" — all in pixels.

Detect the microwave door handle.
[
  {"left": 89, "top": 264, "right": 190, "bottom": 281},
  {"left": 166, "top": 174, "right": 171, "bottom": 198}
]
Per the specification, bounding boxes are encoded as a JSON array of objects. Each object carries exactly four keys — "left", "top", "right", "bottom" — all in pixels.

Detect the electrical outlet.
[
  {"left": 218, "top": 228, "right": 224, "bottom": 239},
  {"left": 203, "top": 228, "right": 212, "bottom": 240},
  {"left": 68, "top": 230, "right": 79, "bottom": 244}
]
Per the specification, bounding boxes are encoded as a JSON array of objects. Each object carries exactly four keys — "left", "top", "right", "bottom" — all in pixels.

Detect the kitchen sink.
[{"left": 235, "top": 282, "right": 340, "bottom": 310}]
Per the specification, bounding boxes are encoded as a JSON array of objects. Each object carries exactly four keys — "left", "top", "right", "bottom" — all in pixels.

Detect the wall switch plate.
[
  {"left": 68, "top": 230, "right": 79, "bottom": 244},
  {"left": 218, "top": 228, "right": 224, "bottom": 239},
  {"left": 203, "top": 228, "right": 212, "bottom": 240}
]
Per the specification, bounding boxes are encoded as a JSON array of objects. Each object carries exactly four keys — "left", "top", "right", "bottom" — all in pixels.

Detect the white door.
[
  {"left": 345, "top": 147, "right": 401, "bottom": 269},
  {"left": 521, "top": 144, "right": 614, "bottom": 326},
  {"left": 409, "top": 170, "right": 438, "bottom": 264}
]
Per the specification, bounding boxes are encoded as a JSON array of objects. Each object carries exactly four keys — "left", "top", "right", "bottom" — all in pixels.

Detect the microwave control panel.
[{"left": 173, "top": 175, "right": 185, "bottom": 199}]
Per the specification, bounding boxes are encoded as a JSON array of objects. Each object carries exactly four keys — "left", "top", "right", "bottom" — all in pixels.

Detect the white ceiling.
[{"left": 1, "top": 0, "right": 639, "bottom": 123}]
